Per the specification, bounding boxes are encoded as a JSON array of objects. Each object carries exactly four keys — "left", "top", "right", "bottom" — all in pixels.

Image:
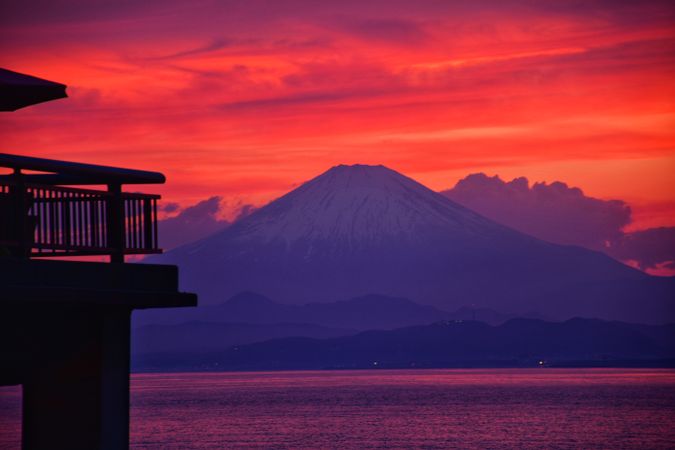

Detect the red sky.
[{"left": 1, "top": 0, "right": 674, "bottom": 229}]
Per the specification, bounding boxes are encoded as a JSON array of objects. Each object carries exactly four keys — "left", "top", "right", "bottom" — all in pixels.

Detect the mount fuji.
[{"left": 150, "top": 164, "right": 674, "bottom": 324}]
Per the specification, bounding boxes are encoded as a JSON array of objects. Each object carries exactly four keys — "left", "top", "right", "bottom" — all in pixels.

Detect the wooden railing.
[{"left": 0, "top": 180, "right": 160, "bottom": 260}]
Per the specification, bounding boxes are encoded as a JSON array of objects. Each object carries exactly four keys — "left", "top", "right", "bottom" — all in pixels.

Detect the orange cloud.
[{"left": 0, "top": 0, "right": 673, "bottom": 226}]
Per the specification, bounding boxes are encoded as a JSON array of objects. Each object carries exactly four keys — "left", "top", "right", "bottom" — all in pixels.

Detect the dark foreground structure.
[{"left": 0, "top": 153, "right": 197, "bottom": 449}]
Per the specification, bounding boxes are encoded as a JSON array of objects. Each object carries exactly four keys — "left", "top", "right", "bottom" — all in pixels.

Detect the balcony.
[
  {"left": 0, "top": 153, "right": 196, "bottom": 449},
  {"left": 0, "top": 153, "right": 164, "bottom": 262}
]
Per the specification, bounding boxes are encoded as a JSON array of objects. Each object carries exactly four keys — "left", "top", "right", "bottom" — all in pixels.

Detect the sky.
[{"left": 1, "top": 0, "right": 674, "bottom": 230}]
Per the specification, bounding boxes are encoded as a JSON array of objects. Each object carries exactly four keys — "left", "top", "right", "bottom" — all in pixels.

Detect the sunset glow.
[
  {"left": 1, "top": 1, "right": 674, "bottom": 228},
  {"left": 2, "top": 5, "right": 675, "bottom": 448}
]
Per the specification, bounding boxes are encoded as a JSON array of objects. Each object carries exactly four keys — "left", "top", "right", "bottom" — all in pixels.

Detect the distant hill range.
[
  {"left": 132, "top": 292, "right": 548, "bottom": 358},
  {"left": 131, "top": 321, "right": 355, "bottom": 356},
  {"left": 149, "top": 164, "right": 675, "bottom": 324},
  {"left": 132, "top": 317, "right": 675, "bottom": 371}
]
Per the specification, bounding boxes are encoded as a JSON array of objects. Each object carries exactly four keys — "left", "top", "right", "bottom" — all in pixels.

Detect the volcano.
[{"left": 151, "top": 164, "right": 674, "bottom": 323}]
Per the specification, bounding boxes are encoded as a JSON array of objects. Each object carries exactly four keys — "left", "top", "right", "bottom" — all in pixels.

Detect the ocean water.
[{"left": 1, "top": 369, "right": 674, "bottom": 449}]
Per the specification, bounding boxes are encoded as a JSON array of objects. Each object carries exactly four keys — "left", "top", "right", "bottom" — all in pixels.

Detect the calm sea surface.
[{"left": 1, "top": 369, "right": 675, "bottom": 449}]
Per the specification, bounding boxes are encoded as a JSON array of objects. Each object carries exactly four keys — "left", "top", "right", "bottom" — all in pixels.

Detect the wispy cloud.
[
  {"left": 332, "top": 17, "right": 430, "bottom": 44},
  {"left": 146, "top": 38, "right": 234, "bottom": 61}
]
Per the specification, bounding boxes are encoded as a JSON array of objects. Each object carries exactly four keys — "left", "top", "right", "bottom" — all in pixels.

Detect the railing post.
[
  {"left": 107, "top": 184, "right": 124, "bottom": 263},
  {"left": 63, "top": 194, "right": 71, "bottom": 248},
  {"left": 143, "top": 198, "right": 153, "bottom": 250},
  {"left": 10, "top": 169, "right": 28, "bottom": 258}
]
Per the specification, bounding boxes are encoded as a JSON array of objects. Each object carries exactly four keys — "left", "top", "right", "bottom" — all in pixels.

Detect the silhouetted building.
[{"left": 0, "top": 153, "right": 197, "bottom": 449}]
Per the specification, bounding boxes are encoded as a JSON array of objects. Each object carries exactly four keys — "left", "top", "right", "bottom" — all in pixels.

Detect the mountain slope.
[
  {"left": 150, "top": 164, "right": 674, "bottom": 323},
  {"left": 133, "top": 292, "right": 547, "bottom": 330},
  {"left": 134, "top": 292, "right": 460, "bottom": 330}
]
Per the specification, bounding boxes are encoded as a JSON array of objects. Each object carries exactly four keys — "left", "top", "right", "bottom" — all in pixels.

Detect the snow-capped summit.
[
  {"left": 152, "top": 164, "right": 673, "bottom": 324},
  {"left": 215, "top": 164, "right": 510, "bottom": 252}
]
